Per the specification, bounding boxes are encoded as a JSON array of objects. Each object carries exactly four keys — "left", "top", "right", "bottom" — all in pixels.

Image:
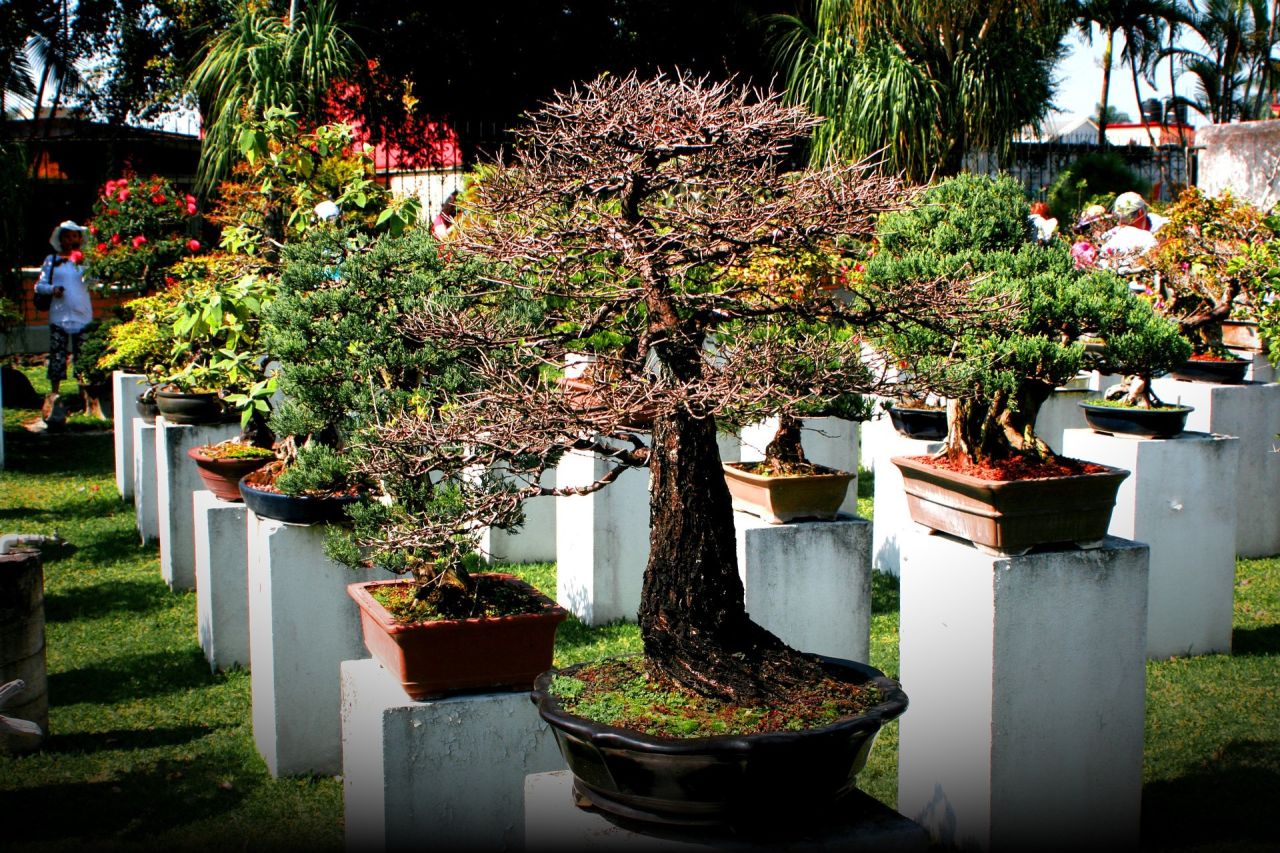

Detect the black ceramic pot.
[
  {"left": 531, "top": 657, "right": 907, "bottom": 828},
  {"left": 1079, "top": 402, "right": 1194, "bottom": 439},
  {"left": 1169, "top": 356, "right": 1250, "bottom": 384},
  {"left": 238, "top": 474, "right": 361, "bottom": 525},
  {"left": 887, "top": 406, "right": 947, "bottom": 441},
  {"left": 135, "top": 391, "right": 160, "bottom": 424},
  {"left": 154, "top": 389, "right": 231, "bottom": 425}
]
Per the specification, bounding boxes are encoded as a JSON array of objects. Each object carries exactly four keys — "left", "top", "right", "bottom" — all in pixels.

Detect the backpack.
[{"left": 33, "top": 255, "right": 64, "bottom": 312}]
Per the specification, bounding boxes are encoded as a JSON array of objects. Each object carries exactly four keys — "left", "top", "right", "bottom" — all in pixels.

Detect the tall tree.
[
  {"left": 774, "top": 0, "right": 1072, "bottom": 181},
  {"left": 1165, "top": 0, "right": 1278, "bottom": 121},
  {"left": 0, "top": 0, "right": 83, "bottom": 124}
]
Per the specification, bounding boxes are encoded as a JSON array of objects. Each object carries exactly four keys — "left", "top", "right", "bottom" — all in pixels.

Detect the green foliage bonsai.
[{"left": 865, "top": 173, "right": 1189, "bottom": 465}]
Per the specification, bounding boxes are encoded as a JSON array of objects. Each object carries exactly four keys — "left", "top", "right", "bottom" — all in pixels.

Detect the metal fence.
[{"left": 966, "top": 142, "right": 1198, "bottom": 204}]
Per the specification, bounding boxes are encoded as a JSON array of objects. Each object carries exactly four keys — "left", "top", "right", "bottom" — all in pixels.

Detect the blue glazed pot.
[{"left": 238, "top": 471, "right": 361, "bottom": 525}]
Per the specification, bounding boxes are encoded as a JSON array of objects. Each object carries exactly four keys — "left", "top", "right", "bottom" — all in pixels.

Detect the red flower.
[
  {"left": 110, "top": 234, "right": 121, "bottom": 245},
  {"left": 96, "top": 242, "right": 108, "bottom": 253},
  {"left": 118, "top": 189, "right": 130, "bottom": 202},
  {"left": 185, "top": 194, "right": 197, "bottom": 206},
  {"left": 108, "top": 208, "right": 119, "bottom": 216},
  {"left": 152, "top": 193, "right": 166, "bottom": 204},
  {"left": 68, "top": 250, "right": 84, "bottom": 264},
  {"left": 187, "top": 239, "right": 201, "bottom": 252},
  {"left": 131, "top": 235, "right": 147, "bottom": 249},
  {"left": 165, "top": 276, "right": 177, "bottom": 287},
  {"left": 186, "top": 203, "right": 198, "bottom": 215},
  {"left": 88, "top": 224, "right": 98, "bottom": 235}
]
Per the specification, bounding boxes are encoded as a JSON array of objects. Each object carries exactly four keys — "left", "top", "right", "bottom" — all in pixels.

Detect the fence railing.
[{"left": 965, "top": 142, "right": 1198, "bottom": 204}]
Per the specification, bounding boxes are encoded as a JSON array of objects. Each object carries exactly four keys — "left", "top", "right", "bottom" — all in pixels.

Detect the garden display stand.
[
  {"left": 1150, "top": 377, "right": 1280, "bottom": 556},
  {"left": 1030, "top": 384, "right": 1090, "bottom": 455},
  {"left": 132, "top": 418, "right": 159, "bottom": 545},
  {"left": 555, "top": 434, "right": 651, "bottom": 626},
  {"left": 733, "top": 510, "right": 871, "bottom": 662},
  {"left": 154, "top": 416, "right": 240, "bottom": 591},
  {"left": 476, "top": 463, "right": 557, "bottom": 564},
  {"left": 897, "top": 532, "right": 1149, "bottom": 851},
  {"left": 523, "top": 770, "right": 929, "bottom": 851},
  {"left": 871, "top": 429, "right": 943, "bottom": 576},
  {"left": 193, "top": 490, "right": 250, "bottom": 672},
  {"left": 248, "top": 512, "right": 380, "bottom": 777},
  {"left": 737, "top": 416, "right": 860, "bottom": 517},
  {"left": 1063, "top": 428, "right": 1239, "bottom": 658},
  {"left": 340, "top": 657, "right": 564, "bottom": 851},
  {"left": 111, "top": 370, "right": 148, "bottom": 500}
]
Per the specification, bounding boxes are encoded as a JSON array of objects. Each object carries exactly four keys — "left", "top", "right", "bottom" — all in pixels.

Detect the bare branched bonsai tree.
[{"left": 349, "top": 73, "right": 974, "bottom": 702}]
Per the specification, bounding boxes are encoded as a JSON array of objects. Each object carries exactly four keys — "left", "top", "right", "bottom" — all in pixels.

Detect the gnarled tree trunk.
[{"left": 943, "top": 381, "right": 1056, "bottom": 465}]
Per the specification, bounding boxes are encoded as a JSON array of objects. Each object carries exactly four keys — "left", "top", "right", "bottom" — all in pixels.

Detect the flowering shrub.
[{"left": 83, "top": 175, "right": 203, "bottom": 293}]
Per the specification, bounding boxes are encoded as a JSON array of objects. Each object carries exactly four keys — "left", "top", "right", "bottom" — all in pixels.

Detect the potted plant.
[
  {"left": 82, "top": 173, "right": 203, "bottom": 296},
  {"left": 865, "top": 174, "right": 1185, "bottom": 555},
  {"left": 884, "top": 394, "right": 948, "bottom": 441},
  {"left": 341, "top": 74, "right": 966, "bottom": 825}
]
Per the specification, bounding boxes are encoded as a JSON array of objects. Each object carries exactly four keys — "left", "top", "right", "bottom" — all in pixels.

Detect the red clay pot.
[
  {"left": 187, "top": 446, "right": 273, "bottom": 502},
  {"left": 722, "top": 462, "right": 854, "bottom": 524}
]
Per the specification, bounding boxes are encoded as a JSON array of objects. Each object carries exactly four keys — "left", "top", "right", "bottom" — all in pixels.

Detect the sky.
[{"left": 1051, "top": 29, "right": 1206, "bottom": 125}]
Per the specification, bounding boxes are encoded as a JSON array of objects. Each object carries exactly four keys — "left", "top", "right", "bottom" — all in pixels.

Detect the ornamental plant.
[
  {"left": 864, "top": 173, "right": 1189, "bottom": 465},
  {"left": 83, "top": 175, "right": 203, "bottom": 293}
]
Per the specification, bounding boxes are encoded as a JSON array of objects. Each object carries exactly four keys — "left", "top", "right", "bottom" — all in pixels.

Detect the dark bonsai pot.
[
  {"left": 155, "top": 389, "right": 232, "bottom": 425},
  {"left": 887, "top": 406, "right": 947, "bottom": 441},
  {"left": 238, "top": 467, "right": 361, "bottom": 525},
  {"left": 348, "top": 576, "right": 568, "bottom": 700},
  {"left": 1169, "top": 355, "right": 1250, "bottom": 384},
  {"left": 531, "top": 657, "right": 906, "bottom": 828},
  {"left": 187, "top": 446, "right": 274, "bottom": 502},
  {"left": 1079, "top": 401, "right": 1194, "bottom": 439},
  {"left": 721, "top": 463, "right": 853, "bottom": 524},
  {"left": 135, "top": 390, "right": 160, "bottom": 423}
]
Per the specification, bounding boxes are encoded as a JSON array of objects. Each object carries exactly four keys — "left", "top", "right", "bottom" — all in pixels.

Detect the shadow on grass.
[
  {"left": 49, "top": 648, "right": 214, "bottom": 705},
  {"left": 46, "top": 723, "right": 221, "bottom": 756},
  {"left": 0, "top": 429, "right": 114, "bottom": 477},
  {"left": 1141, "top": 739, "right": 1280, "bottom": 849},
  {"left": 871, "top": 570, "right": 900, "bottom": 616},
  {"left": 59, "top": 525, "right": 153, "bottom": 569},
  {"left": 1232, "top": 624, "right": 1280, "bottom": 657},
  {"left": 45, "top": 578, "right": 172, "bottom": 622}
]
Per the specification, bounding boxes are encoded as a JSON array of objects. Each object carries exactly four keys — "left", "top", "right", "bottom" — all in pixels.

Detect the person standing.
[{"left": 34, "top": 221, "right": 93, "bottom": 397}]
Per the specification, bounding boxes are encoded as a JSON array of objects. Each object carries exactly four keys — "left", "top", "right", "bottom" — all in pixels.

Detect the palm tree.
[
  {"left": 1, "top": 0, "right": 82, "bottom": 124},
  {"left": 773, "top": 0, "right": 1071, "bottom": 181},
  {"left": 1165, "top": 0, "right": 1278, "bottom": 122},
  {"left": 188, "top": 0, "right": 357, "bottom": 191}
]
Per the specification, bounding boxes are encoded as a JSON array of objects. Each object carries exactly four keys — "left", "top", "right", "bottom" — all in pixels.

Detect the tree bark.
[{"left": 944, "top": 381, "right": 1056, "bottom": 465}]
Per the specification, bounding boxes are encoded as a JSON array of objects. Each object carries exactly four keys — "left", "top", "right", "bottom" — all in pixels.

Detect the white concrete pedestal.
[
  {"left": 341, "top": 658, "right": 562, "bottom": 851},
  {"left": 739, "top": 417, "right": 860, "bottom": 517},
  {"left": 897, "top": 533, "right": 1149, "bottom": 851},
  {"left": 132, "top": 419, "right": 159, "bottom": 545},
  {"left": 556, "top": 439, "right": 651, "bottom": 625},
  {"left": 871, "top": 433, "right": 943, "bottom": 576},
  {"left": 479, "top": 467, "right": 557, "bottom": 565},
  {"left": 194, "top": 490, "right": 250, "bottom": 672},
  {"left": 524, "top": 770, "right": 928, "bottom": 851},
  {"left": 1033, "top": 386, "right": 1090, "bottom": 455},
  {"left": 1150, "top": 377, "right": 1280, "bottom": 556},
  {"left": 111, "top": 371, "right": 147, "bottom": 500},
  {"left": 1228, "top": 348, "right": 1276, "bottom": 383},
  {"left": 155, "top": 417, "right": 240, "bottom": 591},
  {"left": 734, "top": 512, "right": 871, "bottom": 662},
  {"left": 1063, "top": 428, "right": 1239, "bottom": 658},
  {"left": 249, "top": 514, "right": 379, "bottom": 776}
]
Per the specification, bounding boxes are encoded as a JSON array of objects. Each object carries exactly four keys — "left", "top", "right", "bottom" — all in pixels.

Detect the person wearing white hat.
[
  {"left": 1112, "top": 192, "right": 1167, "bottom": 234},
  {"left": 34, "top": 220, "right": 93, "bottom": 396}
]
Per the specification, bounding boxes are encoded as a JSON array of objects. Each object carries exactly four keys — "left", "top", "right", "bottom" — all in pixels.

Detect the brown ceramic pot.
[
  {"left": 722, "top": 462, "right": 854, "bottom": 524},
  {"left": 187, "top": 446, "right": 273, "bottom": 502}
]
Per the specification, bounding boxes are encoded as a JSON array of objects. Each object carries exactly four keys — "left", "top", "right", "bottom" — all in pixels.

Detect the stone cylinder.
[{"left": 0, "top": 550, "right": 48, "bottom": 753}]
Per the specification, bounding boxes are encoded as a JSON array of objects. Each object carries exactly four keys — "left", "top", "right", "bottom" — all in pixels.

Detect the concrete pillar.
[
  {"left": 249, "top": 514, "right": 379, "bottom": 776},
  {"left": 524, "top": 770, "right": 928, "bottom": 851},
  {"left": 555, "top": 437, "right": 650, "bottom": 625},
  {"left": 132, "top": 419, "right": 159, "bottom": 545},
  {"left": 478, "top": 466, "right": 557, "bottom": 565},
  {"left": 1063, "top": 428, "right": 1238, "bottom": 658},
  {"left": 734, "top": 511, "right": 871, "bottom": 662},
  {"left": 341, "top": 658, "right": 562, "bottom": 851},
  {"left": 155, "top": 417, "right": 240, "bottom": 591},
  {"left": 1033, "top": 386, "right": 1090, "bottom": 456},
  {"left": 897, "top": 533, "right": 1149, "bottom": 851},
  {"left": 111, "top": 371, "right": 147, "bottom": 500},
  {"left": 0, "top": 550, "right": 47, "bottom": 753},
  {"left": 1150, "top": 377, "right": 1280, "bottom": 556},
  {"left": 871, "top": 433, "right": 943, "bottom": 576},
  {"left": 194, "top": 490, "right": 250, "bottom": 672}
]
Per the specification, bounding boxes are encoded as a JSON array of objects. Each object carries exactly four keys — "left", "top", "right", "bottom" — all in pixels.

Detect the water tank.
[
  {"left": 1141, "top": 98, "right": 1162, "bottom": 123},
  {"left": 1163, "top": 98, "right": 1188, "bottom": 125}
]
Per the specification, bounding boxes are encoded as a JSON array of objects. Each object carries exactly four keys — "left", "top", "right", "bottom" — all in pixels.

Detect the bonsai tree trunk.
[
  {"left": 1112, "top": 374, "right": 1164, "bottom": 408},
  {"left": 943, "top": 382, "right": 1056, "bottom": 465},
  {"left": 761, "top": 414, "right": 808, "bottom": 473}
]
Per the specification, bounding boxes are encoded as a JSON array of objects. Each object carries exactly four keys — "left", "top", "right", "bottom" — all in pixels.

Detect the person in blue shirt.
[{"left": 34, "top": 221, "right": 93, "bottom": 396}]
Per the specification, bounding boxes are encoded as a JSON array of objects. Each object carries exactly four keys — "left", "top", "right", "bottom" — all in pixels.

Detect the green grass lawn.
[{"left": 1, "top": 365, "right": 1277, "bottom": 850}]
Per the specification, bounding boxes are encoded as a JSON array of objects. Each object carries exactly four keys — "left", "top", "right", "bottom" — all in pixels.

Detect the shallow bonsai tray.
[{"left": 1078, "top": 402, "right": 1193, "bottom": 439}]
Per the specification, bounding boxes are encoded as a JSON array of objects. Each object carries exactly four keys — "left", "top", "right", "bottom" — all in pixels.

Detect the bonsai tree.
[
  {"left": 336, "top": 73, "right": 974, "bottom": 702},
  {"left": 864, "top": 173, "right": 1189, "bottom": 466},
  {"left": 83, "top": 174, "right": 203, "bottom": 294}
]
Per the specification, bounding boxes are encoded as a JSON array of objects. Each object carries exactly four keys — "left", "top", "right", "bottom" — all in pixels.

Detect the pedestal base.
[
  {"left": 341, "top": 658, "right": 562, "bottom": 851},
  {"left": 479, "top": 468, "right": 557, "bottom": 564},
  {"left": 734, "top": 512, "right": 871, "bottom": 662},
  {"left": 194, "top": 490, "right": 249, "bottom": 672},
  {"left": 1063, "top": 428, "right": 1238, "bottom": 658},
  {"left": 132, "top": 419, "right": 158, "bottom": 545},
  {"left": 871, "top": 434, "right": 942, "bottom": 576},
  {"left": 897, "top": 533, "right": 1148, "bottom": 851},
  {"left": 249, "top": 514, "right": 379, "bottom": 776},
  {"left": 155, "top": 417, "right": 240, "bottom": 590},
  {"left": 524, "top": 770, "right": 927, "bottom": 851},
  {"left": 112, "top": 371, "right": 147, "bottom": 500}
]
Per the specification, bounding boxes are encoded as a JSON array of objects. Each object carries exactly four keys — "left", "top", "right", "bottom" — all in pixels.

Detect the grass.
[{"left": 2, "top": 363, "right": 1277, "bottom": 850}]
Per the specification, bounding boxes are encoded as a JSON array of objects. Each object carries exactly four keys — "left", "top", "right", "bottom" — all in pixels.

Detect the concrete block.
[
  {"left": 479, "top": 466, "right": 557, "bottom": 565},
  {"left": 1033, "top": 386, "right": 1090, "bottom": 455},
  {"left": 1150, "top": 378, "right": 1280, "bottom": 556},
  {"left": 556, "top": 438, "right": 650, "bottom": 625},
  {"left": 524, "top": 770, "right": 928, "bottom": 851},
  {"left": 155, "top": 417, "right": 241, "bottom": 591},
  {"left": 112, "top": 371, "right": 147, "bottom": 500},
  {"left": 1228, "top": 348, "right": 1276, "bottom": 384},
  {"left": 249, "top": 514, "right": 380, "bottom": 776},
  {"left": 858, "top": 399, "right": 895, "bottom": 473},
  {"left": 738, "top": 417, "right": 860, "bottom": 517},
  {"left": 734, "top": 512, "right": 871, "bottom": 662},
  {"left": 341, "top": 658, "right": 563, "bottom": 851},
  {"left": 194, "top": 490, "right": 250, "bottom": 672},
  {"left": 1063, "top": 428, "right": 1238, "bottom": 658},
  {"left": 870, "top": 433, "right": 943, "bottom": 576},
  {"left": 897, "top": 533, "right": 1149, "bottom": 851},
  {"left": 132, "top": 419, "right": 159, "bottom": 545}
]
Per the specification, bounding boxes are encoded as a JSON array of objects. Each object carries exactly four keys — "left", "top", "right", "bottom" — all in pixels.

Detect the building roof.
[{"left": 1017, "top": 111, "right": 1099, "bottom": 143}]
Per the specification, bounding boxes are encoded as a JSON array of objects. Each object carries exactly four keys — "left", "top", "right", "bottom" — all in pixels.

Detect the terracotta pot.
[
  {"left": 238, "top": 468, "right": 361, "bottom": 525},
  {"left": 531, "top": 657, "right": 907, "bottom": 828},
  {"left": 722, "top": 462, "right": 854, "bottom": 524},
  {"left": 154, "top": 389, "right": 231, "bottom": 424},
  {"left": 886, "top": 406, "right": 947, "bottom": 441},
  {"left": 1078, "top": 401, "right": 1193, "bottom": 439},
  {"left": 891, "top": 455, "right": 1129, "bottom": 556},
  {"left": 1221, "top": 320, "right": 1263, "bottom": 353},
  {"left": 186, "top": 447, "right": 273, "bottom": 502},
  {"left": 348, "top": 575, "right": 567, "bottom": 700},
  {"left": 556, "top": 376, "right": 656, "bottom": 429},
  {"left": 1169, "top": 355, "right": 1249, "bottom": 384}
]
